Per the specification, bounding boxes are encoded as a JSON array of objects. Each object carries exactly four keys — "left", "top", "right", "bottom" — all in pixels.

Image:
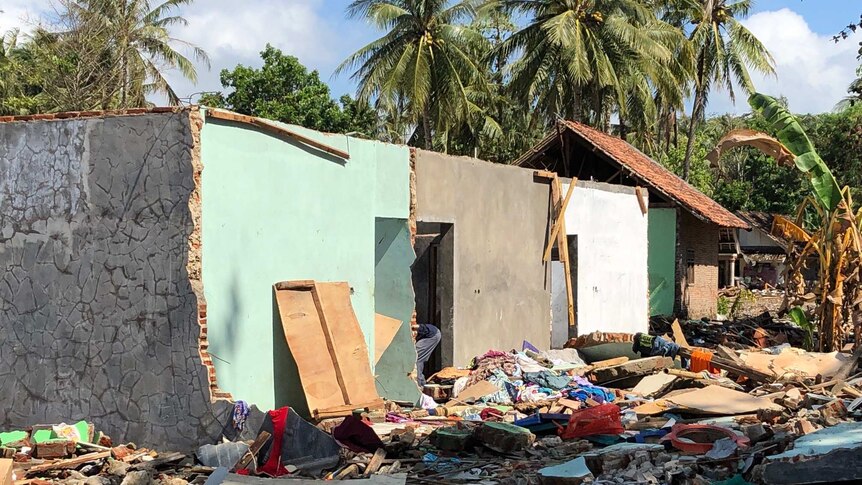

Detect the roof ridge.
[{"left": 560, "top": 120, "right": 749, "bottom": 229}]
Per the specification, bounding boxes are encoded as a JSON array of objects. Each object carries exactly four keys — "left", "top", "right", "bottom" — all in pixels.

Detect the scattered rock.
[
  {"left": 105, "top": 460, "right": 130, "bottom": 477},
  {"left": 120, "top": 470, "right": 153, "bottom": 485},
  {"left": 430, "top": 426, "right": 473, "bottom": 452},
  {"left": 474, "top": 422, "right": 535, "bottom": 454}
]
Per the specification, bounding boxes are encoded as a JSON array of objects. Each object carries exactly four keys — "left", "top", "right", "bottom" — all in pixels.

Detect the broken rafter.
[
  {"left": 205, "top": 109, "right": 351, "bottom": 160},
  {"left": 635, "top": 187, "right": 647, "bottom": 215},
  {"left": 543, "top": 178, "right": 577, "bottom": 262}
]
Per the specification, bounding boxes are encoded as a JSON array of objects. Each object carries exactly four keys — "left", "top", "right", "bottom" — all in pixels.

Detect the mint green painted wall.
[
  {"left": 648, "top": 208, "right": 677, "bottom": 316},
  {"left": 374, "top": 218, "right": 421, "bottom": 403},
  {"left": 200, "top": 114, "right": 411, "bottom": 410}
]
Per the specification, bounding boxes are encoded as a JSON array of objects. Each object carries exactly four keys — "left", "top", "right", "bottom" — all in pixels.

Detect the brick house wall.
[{"left": 676, "top": 211, "right": 720, "bottom": 319}]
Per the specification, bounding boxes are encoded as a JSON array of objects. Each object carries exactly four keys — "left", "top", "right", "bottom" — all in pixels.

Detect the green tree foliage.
[
  {"left": 674, "top": 0, "right": 775, "bottom": 181},
  {"left": 204, "top": 45, "right": 378, "bottom": 135},
  {"left": 66, "top": 0, "right": 210, "bottom": 107},
  {"left": 658, "top": 102, "right": 862, "bottom": 217},
  {"left": 337, "top": 0, "right": 493, "bottom": 149},
  {"left": 495, "top": 0, "right": 685, "bottom": 131},
  {"left": 0, "top": 0, "right": 207, "bottom": 113}
]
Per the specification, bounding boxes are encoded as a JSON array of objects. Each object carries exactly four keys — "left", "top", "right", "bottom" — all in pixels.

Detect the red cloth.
[{"left": 257, "top": 407, "right": 289, "bottom": 477}]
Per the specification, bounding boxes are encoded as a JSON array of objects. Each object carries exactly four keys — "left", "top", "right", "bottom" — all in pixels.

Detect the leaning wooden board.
[{"left": 274, "top": 281, "right": 383, "bottom": 418}]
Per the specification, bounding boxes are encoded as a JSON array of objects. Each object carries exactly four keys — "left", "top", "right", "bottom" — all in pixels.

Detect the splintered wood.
[{"left": 274, "top": 281, "right": 383, "bottom": 419}]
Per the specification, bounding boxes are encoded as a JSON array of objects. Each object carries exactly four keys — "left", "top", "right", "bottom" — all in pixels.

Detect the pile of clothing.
[{"left": 453, "top": 349, "right": 613, "bottom": 406}]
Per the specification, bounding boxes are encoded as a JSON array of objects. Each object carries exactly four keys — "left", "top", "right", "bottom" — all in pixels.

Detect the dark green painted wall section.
[
  {"left": 374, "top": 218, "right": 422, "bottom": 403},
  {"left": 648, "top": 208, "right": 677, "bottom": 316}
]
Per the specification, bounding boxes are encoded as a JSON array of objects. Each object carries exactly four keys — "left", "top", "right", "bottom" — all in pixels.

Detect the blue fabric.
[
  {"left": 567, "top": 385, "right": 615, "bottom": 404},
  {"left": 524, "top": 371, "right": 572, "bottom": 390},
  {"left": 232, "top": 400, "right": 250, "bottom": 432}
]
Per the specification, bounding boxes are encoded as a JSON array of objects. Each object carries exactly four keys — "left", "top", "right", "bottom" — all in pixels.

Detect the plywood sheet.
[
  {"left": 632, "top": 373, "right": 677, "bottom": 397},
  {"left": 314, "top": 282, "right": 380, "bottom": 406},
  {"left": 667, "top": 385, "right": 783, "bottom": 415},
  {"left": 275, "top": 281, "right": 381, "bottom": 416},
  {"left": 375, "top": 314, "right": 403, "bottom": 365},
  {"left": 448, "top": 380, "right": 498, "bottom": 405},
  {"left": 740, "top": 348, "right": 848, "bottom": 379}
]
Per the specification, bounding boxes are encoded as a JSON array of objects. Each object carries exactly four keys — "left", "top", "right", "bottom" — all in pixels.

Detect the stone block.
[
  {"left": 430, "top": 426, "right": 473, "bottom": 452},
  {"left": 474, "top": 422, "right": 535, "bottom": 454},
  {"left": 743, "top": 424, "right": 773, "bottom": 444}
]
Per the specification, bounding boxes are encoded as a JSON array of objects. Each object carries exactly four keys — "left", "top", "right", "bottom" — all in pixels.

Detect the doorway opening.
[
  {"left": 412, "top": 222, "right": 454, "bottom": 382},
  {"left": 550, "top": 235, "right": 578, "bottom": 348}
]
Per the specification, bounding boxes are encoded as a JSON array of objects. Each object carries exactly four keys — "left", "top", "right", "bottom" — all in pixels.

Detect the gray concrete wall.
[
  {"left": 0, "top": 112, "right": 230, "bottom": 450},
  {"left": 414, "top": 150, "right": 551, "bottom": 365}
]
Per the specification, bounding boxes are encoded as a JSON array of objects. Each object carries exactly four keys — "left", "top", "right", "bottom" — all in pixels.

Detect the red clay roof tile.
[{"left": 562, "top": 120, "right": 749, "bottom": 229}]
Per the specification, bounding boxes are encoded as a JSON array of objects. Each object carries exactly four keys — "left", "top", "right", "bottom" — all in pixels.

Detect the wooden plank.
[
  {"left": 374, "top": 314, "right": 403, "bottom": 365},
  {"left": 206, "top": 109, "right": 350, "bottom": 160},
  {"left": 233, "top": 431, "right": 271, "bottom": 472},
  {"left": 635, "top": 187, "right": 648, "bottom": 215},
  {"left": 671, "top": 319, "right": 690, "bottom": 348},
  {"left": 275, "top": 284, "right": 346, "bottom": 413},
  {"left": 677, "top": 348, "right": 774, "bottom": 384},
  {"left": 0, "top": 459, "right": 12, "bottom": 485},
  {"left": 591, "top": 356, "right": 629, "bottom": 368},
  {"left": 26, "top": 452, "right": 111, "bottom": 475},
  {"left": 555, "top": 178, "right": 576, "bottom": 331},
  {"left": 313, "top": 282, "right": 380, "bottom": 407},
  {"left": 533, "top": 170, "right": 556, "bottom": 180},
  {"left": 314, "top": 399, "right": 385, "bottom": 420},
  {"left": 715, "top": 345, "right": 743, "bottom": 365},
  {"left": 542, "top": 178, "right": 578, "bottom": 262},
  {"left": 363, "top": 449, "right": 387, "bottom": 477}
]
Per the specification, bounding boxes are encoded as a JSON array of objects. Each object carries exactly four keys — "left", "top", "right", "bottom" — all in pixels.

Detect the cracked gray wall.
[{"left": 0, "top": 113, "right": 231, "bottom": 450}]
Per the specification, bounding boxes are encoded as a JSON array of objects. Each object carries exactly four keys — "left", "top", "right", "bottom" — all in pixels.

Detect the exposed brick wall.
[
  {"left": 198, "top": 302, "right": 233, "bottom": 399},
  {"left": 677, "top": 211, "right": 720, "bottom": 319},
  {"left": 188, "top": 110, "right": 232, "bottom": 401}
]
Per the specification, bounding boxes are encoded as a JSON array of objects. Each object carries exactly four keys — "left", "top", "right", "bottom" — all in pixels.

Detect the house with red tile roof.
[{"left": 514, "top": 120, "right": 750, "bottom": 319}]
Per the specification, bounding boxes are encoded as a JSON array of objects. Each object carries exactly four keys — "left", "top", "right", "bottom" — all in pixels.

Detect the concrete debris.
[{"left": 7, "top": 318, "right": 862, "bottom": 485}]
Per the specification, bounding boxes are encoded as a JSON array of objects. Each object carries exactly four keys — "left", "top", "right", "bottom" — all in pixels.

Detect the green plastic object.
[
  {"left": 74, "top": 421, "right": 92, "bottom": 442},
  {"left": 32, "top": 429, "right": 55, "bottom": 443},
  {"left": 0, "top": 430, "right": 28, "bottom": 446}
]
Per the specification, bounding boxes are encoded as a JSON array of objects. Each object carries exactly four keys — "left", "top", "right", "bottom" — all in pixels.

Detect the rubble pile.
[{"left": 6, "top": 319, "right": 862, "bottom": 485}]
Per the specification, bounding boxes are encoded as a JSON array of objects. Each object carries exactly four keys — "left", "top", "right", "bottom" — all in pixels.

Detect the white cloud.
[
  {"left": 0, "top": 0, "right": 52, "bottom": 34},
  {"left": 708, "top": 8, "right": 861, "bottom": 115},
  {"left": 159, "top": 0, "right": 377, "bottom": 104},
  {"left": 2, "top": 0, "right": 372, "bottom": 105}
]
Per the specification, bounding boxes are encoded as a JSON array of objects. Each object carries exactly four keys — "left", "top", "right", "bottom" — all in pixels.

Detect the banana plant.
[{"left": 708, "top": 93, "right": 862, "bottom": 351}]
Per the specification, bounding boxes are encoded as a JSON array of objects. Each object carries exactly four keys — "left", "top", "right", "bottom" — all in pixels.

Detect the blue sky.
[{"left": 1, "top": 0, "right": 860, "bottom": 114}]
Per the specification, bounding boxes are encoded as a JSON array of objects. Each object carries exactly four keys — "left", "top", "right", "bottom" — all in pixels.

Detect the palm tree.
[
  {"left": 494, "top": 0, "right": 684, "bottom": 130},
  {"left": 677, "top": 0, "right": 774, "bottom": 181},
  {"left": 67, "top": 0, "right": 210, "bottom": 107},
  {"left": 337, "top": 0, "right": 491, "bottom": 150}
]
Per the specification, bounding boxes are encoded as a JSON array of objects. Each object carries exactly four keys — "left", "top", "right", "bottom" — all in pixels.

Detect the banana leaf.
[{"left": 748, "top": 93, "right": 843, "bottom": 212}]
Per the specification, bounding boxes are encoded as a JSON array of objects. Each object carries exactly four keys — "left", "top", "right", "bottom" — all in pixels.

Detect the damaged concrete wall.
[
  {"left": 200, "top": 115, "right": 414, "bottom": 410},
  {"left": 559, "top": 180, "right": 649, "bottom": 338},
  {"left": 0, "top": 112, "right": 229, "bottom": 449},
  {"left": 414, "top": 150, "right": 551, "bottom": 365}
]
